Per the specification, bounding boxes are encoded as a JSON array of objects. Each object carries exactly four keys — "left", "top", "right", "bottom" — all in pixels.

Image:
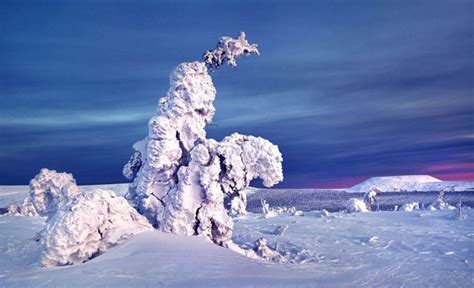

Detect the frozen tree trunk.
[{"left": 124, "top": 32, "right": 283, "bottom": 245}]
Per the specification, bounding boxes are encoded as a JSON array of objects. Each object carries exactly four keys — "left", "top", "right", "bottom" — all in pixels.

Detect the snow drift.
[
  {"left": 8, "top": 168, "right": 80, "bottom": 218},
  {"left": 347, "top": 175, "right": 474, "bottom": 192},
  {"left": 40, "top": 189, "right": 152, "bottom": 267},
  {"left": 123, "top": 32, "right": 283, "bottom": 245}
]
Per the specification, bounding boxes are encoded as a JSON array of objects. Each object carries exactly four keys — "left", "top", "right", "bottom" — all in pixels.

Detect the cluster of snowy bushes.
[
  {"left": 8, "top": 169, "right": 152, "bottom": 267},
  {"left": 345, "top": 189, "right": 467, "bottom": 218},
  {"left": 260, "top": 199, "right": 304, "bottom": 218}
]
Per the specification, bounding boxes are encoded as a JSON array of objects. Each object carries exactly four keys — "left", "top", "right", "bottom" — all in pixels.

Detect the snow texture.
[
  {"left": 347, "top": 175, "right": 474, "bottom": 192},
  {"left": 40, "top": 189, "right": 152, "bottom": 267},
  {"left": 124, "top": 32, "right": 283, "bottom": 245},
  {"left": 8, "top": 168, "right": 80, "bottom": 218},
  {"left": 1, "top": 185, "right": 474, "bottom": 287}
]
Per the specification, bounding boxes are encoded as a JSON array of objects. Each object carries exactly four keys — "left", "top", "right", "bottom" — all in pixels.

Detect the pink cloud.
[{"left": 423, "top": 162, "right": 474, "bottom": 173}]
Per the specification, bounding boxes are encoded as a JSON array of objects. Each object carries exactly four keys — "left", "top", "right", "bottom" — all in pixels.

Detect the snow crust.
[
  {"left": 123, "top": 32, "right": 283, "bottom": 245},
  {"left": 8, "top": 168, "right": 80, "bottom": 218},
  {"left": 40, "top": 189, "right": 152, "bottom": 267},
  {"left": 347, "top": 175, "right": 474, "bottom": 192}
]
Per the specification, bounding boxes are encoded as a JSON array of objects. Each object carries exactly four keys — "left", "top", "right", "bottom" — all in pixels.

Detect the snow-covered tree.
[
  {"left": 428, "top": 190, "right": 454, "bottom": 210},
  {"left": 123, "top": 32, "right": 283, "bottom": 246},
  {"left": 8, "top": 168, "right": 80, "bottom": 218},
  {"left": 40, "top": 189, "right": 152, "bottom": 267},
  {"left": 363, "top": 189, "right": 379, "bottom": 211}
]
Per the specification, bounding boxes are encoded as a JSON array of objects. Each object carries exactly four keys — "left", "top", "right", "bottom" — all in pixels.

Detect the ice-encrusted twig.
[{"left": 203, "top": 32, "right": 259, "bottom": 71}]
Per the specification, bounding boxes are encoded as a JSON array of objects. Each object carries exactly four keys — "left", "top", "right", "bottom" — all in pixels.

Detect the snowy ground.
[
  {"left": 247, "top": 188, "right": 474, "bottom": 212},
  {"left": 1, "top": 185, "right": 473, "bottom": 287}
]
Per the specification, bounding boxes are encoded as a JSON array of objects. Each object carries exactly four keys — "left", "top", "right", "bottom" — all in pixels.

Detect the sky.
[{"left": 1, "top": 0, "right": 473, "bottom": 188}]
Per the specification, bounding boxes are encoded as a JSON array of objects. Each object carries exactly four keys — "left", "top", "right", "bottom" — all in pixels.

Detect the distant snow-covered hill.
[{"left": 347, "top": 175, "right": 474, "bottom": 192}]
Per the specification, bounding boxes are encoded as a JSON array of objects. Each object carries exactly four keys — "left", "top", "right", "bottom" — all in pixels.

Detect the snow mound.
[
  {"left": 8, "top": 168, "right": 80, "bottom": 218},
  {"left": 346, "top": 198, "right": 369, "bottom": 213},
  {"left": 123, "top": 32, "right": 283, "bottom": 245},
  {"left": 347, "top": 175, "right": 452, "bottom": 192},
  {"left": 40, "top": 189, "right": 152, "bottom": 267},
  {"left": 399, "top": 202, "right": 420, "bottom": 212}
]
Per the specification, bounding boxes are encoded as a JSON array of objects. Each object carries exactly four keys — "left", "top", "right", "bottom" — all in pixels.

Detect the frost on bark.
[
  {"left": 40, "top": 189, "right": 152, "bottom": 267},
  {"left": 123, "top": 32, "right": 283, "bottom": 245},
  {"left": 8, "top": 168, "right": 80, "bottom": 218}
]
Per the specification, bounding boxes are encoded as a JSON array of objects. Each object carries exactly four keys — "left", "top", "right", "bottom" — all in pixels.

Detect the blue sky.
[{"left": 1, "top": 0, "right": 473, "bottom": 187}]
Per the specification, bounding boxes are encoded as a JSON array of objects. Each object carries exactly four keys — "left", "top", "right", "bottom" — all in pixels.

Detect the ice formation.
[
  {"left": 40, "top": 189, "right": 152, "bottom": 267},
  {"left": 8, "top": 168, "right": 80, "bottom": 218},
  {"left": 124, "top": 32, "right": 283, "bottom": 245}
]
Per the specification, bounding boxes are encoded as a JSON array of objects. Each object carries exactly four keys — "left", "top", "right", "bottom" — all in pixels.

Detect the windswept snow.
[{"left": 347, "top": 175, "right": 474, "bottom": 192}]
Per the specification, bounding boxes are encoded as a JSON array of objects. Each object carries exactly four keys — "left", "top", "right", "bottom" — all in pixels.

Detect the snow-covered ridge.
[{"left": 347, "top": 175, "right": 474, "bottom": 192}]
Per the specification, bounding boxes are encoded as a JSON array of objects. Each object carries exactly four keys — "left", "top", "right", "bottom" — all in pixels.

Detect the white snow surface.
[
  {"left": 347, "top": 175, "right": 474, "bottom": 192},
  {"left": 124, "top": 32, "right": 283, "bottom": 245},
  {"left": 39, "top": 189, "right": 152, "bottom": 267},
  {"left": 1, "top": 185, "right": 474, "bottom": 287}
]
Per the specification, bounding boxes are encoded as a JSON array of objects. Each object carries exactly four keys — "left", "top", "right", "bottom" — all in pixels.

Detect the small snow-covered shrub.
[
  {"left": 260, "top": 199, "right": 302, "bottom": 217},
  {"left": 346, "top": 198, "right": 369, "bottom": 213},
  {"left": 8, "top": 168, "right": 80, "bottom": 218},
  {"left": 428, "top": 191, "right": 455, "bottom": 210},
  {"left": 273, "top": 225, "right": 288, "bottom": 236},
  {"left": 320, "top": 209, "right": 329, "bottom": 217},
  {"left": 40, "top": 189, "right": 152, "bottom": 267},
  {"left": 363, "top": 189, "right": 379, "bottom": 211},
  {"left": 399, "top": 202, "right": 420, "bottom": 212},
  {"left": 453, "top": 199, "right": 467, "bottom": 220},
  {"left": 254, "top": 238, "right": 281, "bottom": 262}
]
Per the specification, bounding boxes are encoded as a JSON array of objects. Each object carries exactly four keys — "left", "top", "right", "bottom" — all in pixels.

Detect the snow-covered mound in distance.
[{"left": 347, "top": 175, "right": 474, "bottom": 192}]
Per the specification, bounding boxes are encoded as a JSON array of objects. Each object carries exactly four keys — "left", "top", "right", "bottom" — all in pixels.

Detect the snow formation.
[
  {"left": 40, "top": 189, "right": 152, "bottom": 267},
  {"left": 124, "top": 32, "right": 283, "bottom": 245},
  {"left": 399, "top": 202, "right": 420, "bottom": 212},
  {"left": 346, "top": 198, "right": 369, "bottom": 213},
  {"left": 347, "top": 175, "right": 474, "bottom": 192},
  {"left": 8, "top": 168, "right": 80, "bottom": 218}
]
